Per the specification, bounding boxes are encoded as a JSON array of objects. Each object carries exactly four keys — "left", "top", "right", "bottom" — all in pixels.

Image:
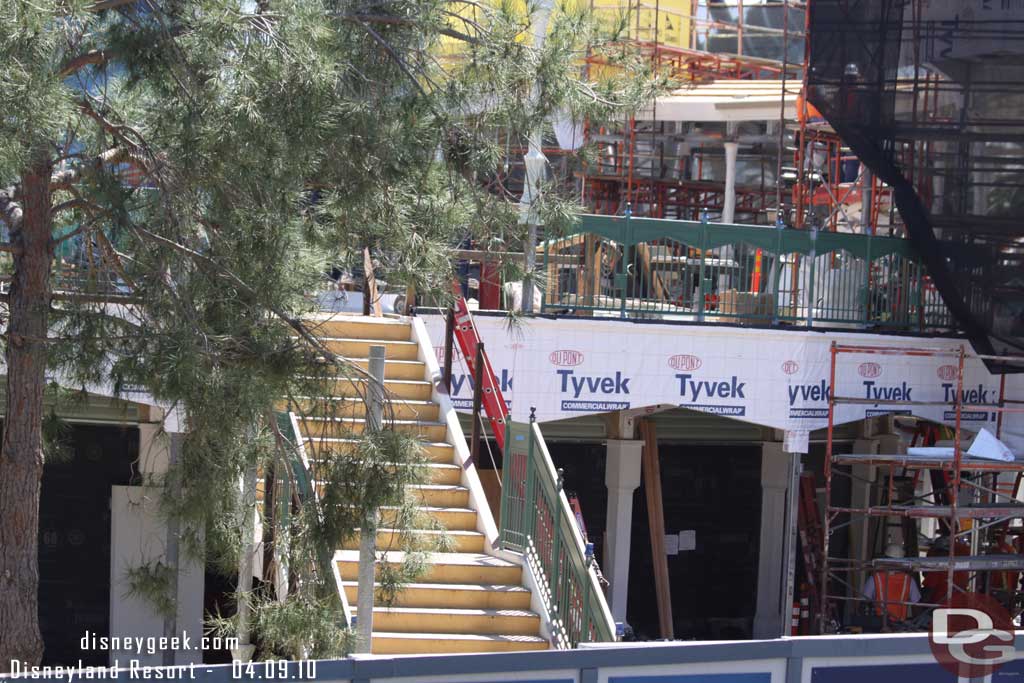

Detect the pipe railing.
[{"left": 499, "top": 414, "right": 615, "bottom": 648}]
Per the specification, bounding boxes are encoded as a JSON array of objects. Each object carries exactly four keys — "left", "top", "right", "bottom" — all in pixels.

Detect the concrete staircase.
[{"left": 288, "top": 314, "right": 548, "bottom": 655}]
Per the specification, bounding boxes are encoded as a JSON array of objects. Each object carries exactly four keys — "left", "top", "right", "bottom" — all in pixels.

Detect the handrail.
[
  {"left": 500, "top": 414, "right": 615, "bottom": 648},
  {"left": 278, "top": 411, "right": 353, "bottom": 626},
  {"left": 574, "top": 213, "right": 919, "bottom": 260}
]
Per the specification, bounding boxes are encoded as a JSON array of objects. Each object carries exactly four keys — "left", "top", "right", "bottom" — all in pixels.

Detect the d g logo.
[{"left": 929, "top": 593, "right": 1015, "bottom": 678}]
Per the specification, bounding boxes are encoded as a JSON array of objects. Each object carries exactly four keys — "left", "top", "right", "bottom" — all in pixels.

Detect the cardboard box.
[{"left": 718, "top": 289, "right": 775, "bottom": 318}]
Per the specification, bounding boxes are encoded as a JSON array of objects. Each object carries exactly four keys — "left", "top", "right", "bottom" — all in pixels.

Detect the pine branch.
[
  {"left": 95, "top": 231, "right": 137, "bottom": 289},
  {"left": 89, "top": 0, "right": 139, "bottom": 11},
  {"left": 49, "top": 147, "right": 132, "bottom": 190},
  {"left": 342, "top": 14, "right": 481, "bottom": 45},
  {"left": 77, "top": 98, "right": 148, "bottom": 155},
  {"left": 59, "top": 50, "right": 111, "bottom": 78},
  {"left": 127, "top": 224, "right": 370, "bottom": 381},
  {"left": 352, "top": 17, "right": 431, "bottom": 100}
]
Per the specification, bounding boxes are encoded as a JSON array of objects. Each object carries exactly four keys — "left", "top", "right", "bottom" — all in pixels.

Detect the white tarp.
[{"left": 421, "top": 313, "right": 1024, "bottom": 441}]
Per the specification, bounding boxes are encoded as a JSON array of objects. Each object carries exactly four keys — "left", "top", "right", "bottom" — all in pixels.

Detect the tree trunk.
[{"left": 0, "top": 159, "right": 53, "bottom": 670}]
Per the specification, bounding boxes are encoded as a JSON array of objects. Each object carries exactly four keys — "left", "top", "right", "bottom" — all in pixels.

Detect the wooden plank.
[
  {"left": 363, "top": 247, "right": 383, "bottom": 317},
  {"left": 635, "top": 243, "right": 669, "bottom": 301},
  {"left": 639, "top": 418, "right": 674, "bottom": 639}
]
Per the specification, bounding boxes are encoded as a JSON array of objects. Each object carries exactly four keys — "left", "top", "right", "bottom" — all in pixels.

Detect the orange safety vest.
[{"left": 873, "top": 571, "right": 912, "bottom": 621}]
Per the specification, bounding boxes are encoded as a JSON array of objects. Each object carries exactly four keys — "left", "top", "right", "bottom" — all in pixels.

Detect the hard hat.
[{"left": 885, "top": 543, "right": 905, "bottom": 559}]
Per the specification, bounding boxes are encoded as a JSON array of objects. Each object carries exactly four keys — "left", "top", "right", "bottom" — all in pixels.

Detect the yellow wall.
[
  {"left": 592, "top": 1, "right": 693, "bottom": 50},
  {"left": 440, "top": 0, "right": 693, "bottom": 62}
]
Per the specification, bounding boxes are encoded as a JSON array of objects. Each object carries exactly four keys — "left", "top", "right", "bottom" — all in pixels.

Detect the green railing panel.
[
  {"left": 539, "top": 216, "right": 956, "bottom": 332},
  {"left": 276, "top": 411, "right": 351, "bottom": 623},
  {"left": 499, "top": 418, "right": 615, "bottom": 647}
]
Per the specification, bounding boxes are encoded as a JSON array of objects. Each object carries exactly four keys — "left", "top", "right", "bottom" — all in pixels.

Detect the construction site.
[{"left": 14, "top": 1, "right": 1024, "bottom": 681}]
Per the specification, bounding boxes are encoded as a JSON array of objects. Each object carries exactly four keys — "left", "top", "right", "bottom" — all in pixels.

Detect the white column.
[
  {"left": 723, "top": 141, "right": 739, "bottom": 224},
  {"left": 848, "top": 437, "right": 879, "bottom": 621},
  {"left": 110, "top": 424, "right": 203, "bottom": 667},
  {"left": 719, "top": 140, "right": 740, "bottom": 294},
  {"left": 604, "top": 439, "right": 643, "bottom": 624},
  {"left": 753, "top": 442, "right": 799, "bottom": 639}
]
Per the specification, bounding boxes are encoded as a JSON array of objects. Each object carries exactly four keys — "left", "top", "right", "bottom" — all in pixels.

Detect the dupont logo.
[
  {"left": 937, "top": 365, "right": 958, "bottom": 381},
  {"left": 858, "top": 362, "right": 883, "bottom": 378},
  {"left": 549, "top": 349, "right": 584, "bottom": 367},
  {"left": 930, "top": 592, "right": 1014, "bottom": 678},
  {"left": 668, "top": 354, "right": 702, "bottom": 372},
  {"left": 434, "top": 345, "right": 459, "bottom": 364},
  {"left": 781, "top": 360, "right": 800, "bottom": 375}
]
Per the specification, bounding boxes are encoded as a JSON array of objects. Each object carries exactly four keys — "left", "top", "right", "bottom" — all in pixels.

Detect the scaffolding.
[
  {"left": 574, "top": 0, "right": 908, "bottom": 239},
  {"left": 806, "top": 0, "right": 1024, "bottom": 357},
  {"left": 819, "top": 341, "right": 1024, "bottom": 634}
]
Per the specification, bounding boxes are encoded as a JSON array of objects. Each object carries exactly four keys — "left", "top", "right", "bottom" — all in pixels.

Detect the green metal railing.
[
  {"left": 500, "top": 415, "right": 615, "bottom": 648},
  {"left": 539, "top": 214, "right": 955, "bottom": 331},
  {"left": 278, "top": 411, "right": 353, "bottom": 626}
]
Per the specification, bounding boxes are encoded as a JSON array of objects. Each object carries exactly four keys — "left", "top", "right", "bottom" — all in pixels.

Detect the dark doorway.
[
  {"left": 549, "top": 440, "right": 762, "bottom": 641},
  {"left": 38, "top": 424, "right": 139, "bottom": 665}
]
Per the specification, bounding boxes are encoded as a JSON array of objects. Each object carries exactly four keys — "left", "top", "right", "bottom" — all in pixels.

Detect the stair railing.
[
  {"left": 276, "top": 411, "right": 353, "bottom": 626},
  {"left": 499, "top": 411, "right": 616, "bottom": 648}
]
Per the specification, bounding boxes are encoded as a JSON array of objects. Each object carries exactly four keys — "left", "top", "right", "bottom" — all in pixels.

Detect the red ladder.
[
  {"left": 450, "top": 287, "right": 510, "bottom": 451},
  {"left": 797, "top": 471, "right": 824, "bottom": 632}
]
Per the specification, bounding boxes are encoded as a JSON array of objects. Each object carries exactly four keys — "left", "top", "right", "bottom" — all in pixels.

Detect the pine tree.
[{"left": 0, "top": 0, "right": 657, "bottom": 665}]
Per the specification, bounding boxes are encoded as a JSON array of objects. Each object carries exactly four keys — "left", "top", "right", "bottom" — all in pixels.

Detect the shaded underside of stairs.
[{"left": 807, "top": 0, "right": 1024, "bottom": 367}]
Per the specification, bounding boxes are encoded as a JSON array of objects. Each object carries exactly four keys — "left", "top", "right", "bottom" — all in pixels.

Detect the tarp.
[{"left": 421, "top": 313, "right": 1024, "bottom": 441}]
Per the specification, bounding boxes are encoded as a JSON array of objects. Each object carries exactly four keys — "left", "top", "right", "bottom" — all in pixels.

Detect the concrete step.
[
  {"left": 302, "top": 316, "right": 412, "bottom": 341},
  {"left": 376, "top": 506, "right": 478, "bottom": 531},
  {"left": 318, "top": 337, "right": 420, "bottom": 361},
  {"left": 297, "top": 474, "right": 466, "bottom": 501},
  {"left": 284, "top": 397, "right": 439, "bottom": 422},
  {"left": 340, "top": 528, "right": 484, "bottom": 553},
  {"left": 297, "top": 417, "right": 446, "bottom": 442},
  {"left": 407, "top": 484, "right": 470, "bottom": 508},
  {"left": 319, "top": 377, "right": 433, "bottom": 401},
  {"left": 302, "top": 438, "right": 454, "bottom": 464},
  {"left": 344, "top": 358, "right": 426, "bottom": 381},
  {"left": 350, "top": 606, "right": 540, "bottom": 636},
  {"left": 370, "top": 631, "right": 547, "bottom": 655},
  {"left": 336, "top": 550, "right": 522, "bottom": 585},
  {"left": 342, "top": 580, "right": 530, "bottom": 610}
]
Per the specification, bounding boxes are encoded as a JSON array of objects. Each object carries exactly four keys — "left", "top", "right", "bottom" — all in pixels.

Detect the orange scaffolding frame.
[{"left": 819, "top": 342, "right": 1024, "bottom": 633}]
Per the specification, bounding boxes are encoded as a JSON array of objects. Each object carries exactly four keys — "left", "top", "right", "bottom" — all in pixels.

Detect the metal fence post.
[
  {"left": 917, "top": 262, "right": 926, "bottom": 331},
  {"left": 470, "top": 343, "right": 484, "bottom": 467},
  {"left": 619, "top": 206, "right": 632, "bottom": 319},
  {"left": 697, "top": 212, "right": 708, "bottom": 322},
  {"left": 356, "top": 345, "right": 386, "bottom": 653},
  {"left": 524, "top": 409, "right": 537, "bottom": 549},
  {"left": 499, "top": 420, "right": 512, "bottom": 549},
  {"left": 442, "top": 307, "right": 454, "bottom": 394},
  {"left": 806, "top": 228, "right": 817, "bottom": 328},
  {"left": 862, "top": 233, "right": 872, "bottom": 326}
]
